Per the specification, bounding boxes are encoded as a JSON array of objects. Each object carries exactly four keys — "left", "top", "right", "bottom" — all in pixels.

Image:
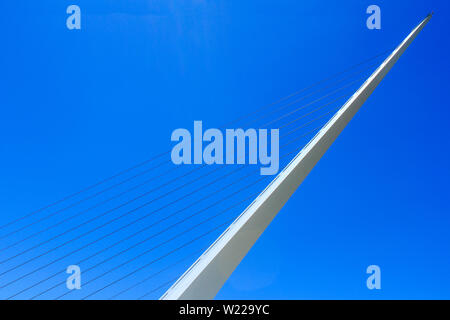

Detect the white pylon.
[{"left": 161, "top": 13, "right": 432, "bottom": 300}]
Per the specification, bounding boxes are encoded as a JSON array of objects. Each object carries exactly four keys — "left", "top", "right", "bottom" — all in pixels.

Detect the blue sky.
[{"left": 0, "top": 0, "right": 449, "bottom": 299}]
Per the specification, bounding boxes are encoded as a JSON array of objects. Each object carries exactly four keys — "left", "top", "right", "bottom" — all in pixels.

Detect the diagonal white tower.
[{"left": 161, "top": 13, "right": 432, "bottom": 300}]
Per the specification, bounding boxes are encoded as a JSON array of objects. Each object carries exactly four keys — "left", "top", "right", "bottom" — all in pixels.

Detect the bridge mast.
[{"left": 161, "top": 13, "right": 432, "bottom": 300}]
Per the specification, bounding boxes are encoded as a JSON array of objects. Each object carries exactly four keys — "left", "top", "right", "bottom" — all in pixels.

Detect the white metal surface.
[{"left": 161, "top": 14, "right": 432, "bottom": 300}]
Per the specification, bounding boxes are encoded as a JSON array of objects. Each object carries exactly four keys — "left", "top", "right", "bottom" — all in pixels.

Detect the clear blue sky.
[{"left": 0, "top": 0, "right": 449, "bottom": 299}]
